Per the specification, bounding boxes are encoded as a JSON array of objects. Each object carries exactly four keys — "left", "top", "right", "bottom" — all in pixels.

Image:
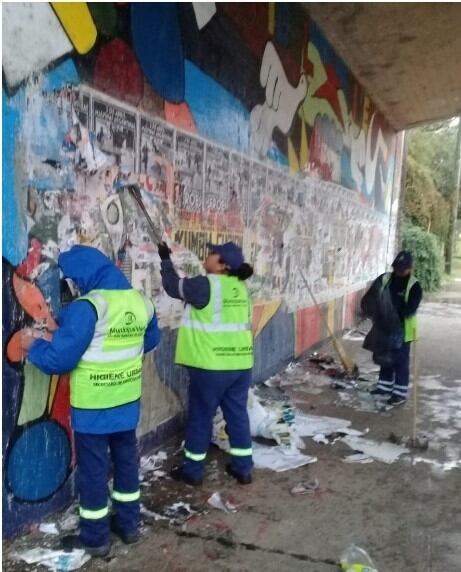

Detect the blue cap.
[
  {"left": 207, "top": 242, "right": 244, "bottom": 271},
  {"left": 392, "top": 250, "right": 414, "bottom": 271}
]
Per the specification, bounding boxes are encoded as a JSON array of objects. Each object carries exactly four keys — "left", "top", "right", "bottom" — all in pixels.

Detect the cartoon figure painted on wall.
[{"left": 4, "top": 258, "right": 73, "bottom": 504}]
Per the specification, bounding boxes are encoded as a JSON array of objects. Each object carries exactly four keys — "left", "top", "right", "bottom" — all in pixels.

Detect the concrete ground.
[{"left": 4, "top": 266, "right": 461, "bottom": 572}]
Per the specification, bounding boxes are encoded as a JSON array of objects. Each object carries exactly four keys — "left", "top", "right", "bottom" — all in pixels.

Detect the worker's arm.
[
  {"left": 144, "top": 311, "right": 161, "bottom": 353},
  {"left": 402, "top": 281, "right": 423, "bottom": 318},
  {"left": 27, "top": 301, "right": 96, "bottom": 375},
  {"left": 360, "top": 275, "right": 382, "bottom": 318},
  {"left": 158, "top": 243, "right": 210, "bottom": 309}
]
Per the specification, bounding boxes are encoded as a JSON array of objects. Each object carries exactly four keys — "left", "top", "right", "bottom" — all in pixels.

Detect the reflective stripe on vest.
[
  {"left": 381, "top": 273, "right": 418, "bottom": 342},
  {"left": 175, "top": 275, "right": 254, "bottom": 371},
  {"left": 70, "top": 289, "right": 154, "bottom": 410},
  {"left": 79, "top": 506, "right": 109, "bottom": 520},
  {"left": 112, "top": 489, "right": 141, "bottom": 502}
]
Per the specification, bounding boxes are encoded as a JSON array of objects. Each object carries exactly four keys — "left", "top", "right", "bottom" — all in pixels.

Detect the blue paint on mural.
[
  {"left": 6, "top": 420, "right": 71, "bottom": 502},
  {"left": 275, "top": 3, "right": 291, "bottom": 48},
  {"left": 42, "top": 59, "right": 79, "bottom": 91},
  {"left": 36, "top": 266, "right": 61, "bottom": 319},
  {"left": 309, "top": 21, "right": 351, "bottom": 103},
  {"left": 185, "top": 60, "right": 250, "bottom": 153},
  {"left": 252, "top": 309, "right": 295, "bottom": 383},
  {"left": 2, "top": 89, "right": 28, "bottom": 266},
  {"left": 131, "top": 3, "right": 185, "bottom": 102}
]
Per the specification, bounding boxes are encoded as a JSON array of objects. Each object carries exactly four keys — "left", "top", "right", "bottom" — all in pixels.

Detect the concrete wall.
[{"left": 2, "top": 2, "right": 403, "bottom": 536}]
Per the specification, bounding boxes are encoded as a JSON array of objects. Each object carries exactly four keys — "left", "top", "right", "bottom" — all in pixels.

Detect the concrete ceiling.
[{"left": 304, "top": 3, "right": 461, "bottom": 131}]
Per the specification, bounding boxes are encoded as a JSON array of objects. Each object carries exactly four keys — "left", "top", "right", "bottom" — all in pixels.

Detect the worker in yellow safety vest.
[
  {"left": 362, "top": 250, "right": 422, "bottom": 406},
  {"left": 22, "top": 246, "right": 160, "bottom": 557},
  {"left": 159, "top": 241, "right": 254, "bottom": 486}
]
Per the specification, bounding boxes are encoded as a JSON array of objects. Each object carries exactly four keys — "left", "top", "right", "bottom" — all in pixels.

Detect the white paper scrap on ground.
[
  {"left": 343, "top": 453, "right": 374, "bottom": 464},
  {"left": 13, "top": 548, "right": 90, "bottom": 571},
  {"left": 140, "top": 451, "right": 167, "bottom": 474},
  {"left": 252, "top": 443, "right": 317, "bottom": 472},
  {"left": 294, "top": 413, "right": 363, "bottom": 438},
  {"left": 207, "top": 492, "right": 238, "bottom": 513},
  {"left": 341, "top": 436, "right": 409, "bottom": 463},
  {"left": 39, "top": 523, "right": 59, "bottom": 535}
]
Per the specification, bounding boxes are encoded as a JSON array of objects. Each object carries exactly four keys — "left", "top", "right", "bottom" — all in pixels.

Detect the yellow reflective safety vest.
[
  {"left": 381, "top": 273, "right": 418, "bottom": 342},
  {"left": 175, "top": 274, "right": 253, "bottom": 370},
  {"left": 70, "top": 289, "right": 155, "bottom": 409}
]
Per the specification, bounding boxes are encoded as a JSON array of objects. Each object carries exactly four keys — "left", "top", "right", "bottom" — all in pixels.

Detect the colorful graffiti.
[{"left": 2, "top": 2, "right": 401, "bottom": 536}]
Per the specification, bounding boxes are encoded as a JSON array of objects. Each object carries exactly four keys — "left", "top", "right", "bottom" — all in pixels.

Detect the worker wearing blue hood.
[{"left": 23, "top": 245, "right": 161, "bottom": 557}]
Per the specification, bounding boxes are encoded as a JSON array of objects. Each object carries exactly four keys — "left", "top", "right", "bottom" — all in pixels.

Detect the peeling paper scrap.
[
  {"left": 13, "top": 548, "right": 90, "bottom": 571},
  {"left": 343, "top": 453, "right": 374, "bottom": 464},
  {"left": 294, "top": 413, "right": 363, "bottom": 438},
  {"left": 207, "top": 492, "right": 238, "bottom": 513},
  {"left": 341, "top": 436, "right": 409, "bottom": 464},
  {"left": 252, "top": 443, "right": 317, "bottom": 472},
  {"left": 39, "top": 523, "right": 59, "bottom": 535},
  {"left": 290, "top": 478, "right": 320, "bottom": 495}
]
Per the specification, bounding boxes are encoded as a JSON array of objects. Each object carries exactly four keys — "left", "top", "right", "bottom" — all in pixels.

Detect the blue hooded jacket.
[{"left": 28, "top": 245, "right": 161, "bottom": 434}]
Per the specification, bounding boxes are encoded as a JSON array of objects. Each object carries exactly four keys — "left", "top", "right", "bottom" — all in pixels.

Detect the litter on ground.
[
  {"left": 252, "top": 442, "right": 317, "bottom": 472},
  {"left": 12, "top": 548, "right": 90, "bottom": 571},
  {"left": 343, "top": 453, "right": 374, "bottom": 464},
  {"left": 39, "top": 523, "right": 60, "bottom": 535},
  {"left": 341, "top": 435, "right": 409, "bottom": 463},
  {"left": 141, "top": 501, "right": 199, "bottom": 525},
  {"left": 207, "top": 492, "right": 238, "bottom": 513},
  {"left": 290, "top": 478, "right": 321, "bottom": 496}
]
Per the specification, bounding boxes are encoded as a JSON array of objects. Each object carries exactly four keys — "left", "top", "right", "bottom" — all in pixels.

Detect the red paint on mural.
[
  {"left": 164, "top": 101, "right": 197, "bottom": 133},
  {"left": 51, "top": 375, "right": 72, "bottom": 439},
  {"left": 94, "top": 38, "right": 144, "bottom": 106},
  {"left": 16, "top": 239, "right": 42, "bottom": 278},
  {"left": 295, "top": 306, "right": 321, "bottom": 357}
]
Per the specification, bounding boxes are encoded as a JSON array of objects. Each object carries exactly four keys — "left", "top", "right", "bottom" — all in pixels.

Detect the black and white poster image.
[
  {"left": 92, "top": 97, "right": 137, "bottom": 174},
  {"left": 249, "top": 162, "right": 267, "bottom": 219},
  {"left": 72, "top": 90, "right": 90, "bottom": 128},
  {"left": 139, "top": 116, "right": 174, "bottom": 198},
  {"left": 229, "top": 154, "right": 250, "bottom": 222},
  {"left": 204, "top": 144, "right": 229, "bottom": 212},
  {"left": 174, "top": 133, "right": 204, "bottom": 213},
  {"left": 267, "top": 168, "right": 286, "bottom": 206}
]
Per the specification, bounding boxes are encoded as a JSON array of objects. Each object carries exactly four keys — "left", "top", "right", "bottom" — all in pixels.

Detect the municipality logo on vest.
[
  {"left": 125, "top": 311, "right": 136, "bottom": 326},
  {"left": 108, "top": 311, "right": 144, "bottom": 337}
]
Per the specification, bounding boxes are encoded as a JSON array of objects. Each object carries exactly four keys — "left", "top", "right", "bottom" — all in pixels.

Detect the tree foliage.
[
  {"left": 404, "top": 120, "right": 457, "bottom": 246},
  {"left": 403, "top": 222, "right": 443, "bottom": 292},
  {"left": 407, "top": 121, "right": 458, "bottom": 199},
  {"left": 404, "top": 156, "right": 450, "bottom": 243}
]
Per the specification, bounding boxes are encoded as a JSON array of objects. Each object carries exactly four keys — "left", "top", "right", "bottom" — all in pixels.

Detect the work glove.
[{"left": 158, "top": 241, "right": 172, "bottom": 261}]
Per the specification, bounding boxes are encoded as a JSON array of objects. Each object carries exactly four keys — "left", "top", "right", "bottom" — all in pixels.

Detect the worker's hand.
[
  {"left": 20, "top": 328, "right": 53, "bottom": 352},
  {"left": 158, "top": 241, "right": 172, "bottom": 261}
]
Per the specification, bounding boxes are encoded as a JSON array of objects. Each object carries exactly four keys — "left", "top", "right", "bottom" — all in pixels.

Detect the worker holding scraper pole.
[
  {"left": 159, "top": 240, "right": 255, "bottom": 487},
  {"left": 361, "top": 251, "right": 423, "bottom": 406}
]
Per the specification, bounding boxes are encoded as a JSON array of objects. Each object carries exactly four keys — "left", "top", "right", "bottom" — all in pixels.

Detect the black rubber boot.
[
  {"left": 169, "top": 466, "right": 203, "bottom": 487},
  {"left": 62, "top": 534, "right": 110, "bottom": 558},
  {"left": 226, "top": 464, "right": 253, "bottom": 485},
  {"left": 110, "top": 518, "right": 140, "bottom": 545}
]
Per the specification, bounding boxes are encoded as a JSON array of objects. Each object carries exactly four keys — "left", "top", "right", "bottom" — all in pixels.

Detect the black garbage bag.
[{"left": 362, "top": 277, "right": 403, "bottom": 363}]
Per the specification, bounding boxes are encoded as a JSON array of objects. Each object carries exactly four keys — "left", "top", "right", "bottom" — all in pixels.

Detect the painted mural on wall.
[{"left": 2, "top": 2, "right": 400, "bottom": 535}]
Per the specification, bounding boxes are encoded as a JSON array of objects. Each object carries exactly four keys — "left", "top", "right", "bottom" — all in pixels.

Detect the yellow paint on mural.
[
  {"left": 327, "top": 299, "right": 336, "bottom": 334},
  {"left": 300, "top": 119, "right": 309, "bottom": 169},
  {"left": 48, "top": 375, "right": 59, "bottom": 413},
  {"left": 268, "top": 3, "right": 275, "bottom": 35},
  {"left": 254, "top": 299, "right": 282, "bottom": 338},
  {"left": 51, "top": 3, "right": 97, "bottom": 55},
  {"left": 362, "top": 96, "right": 372, "bottom": 131},
  {"left": 301, "top": 42, "right": 344, "bottom": 133},
  {"left": 287, "top": 137, "right": 300, "bottom": 174}
]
